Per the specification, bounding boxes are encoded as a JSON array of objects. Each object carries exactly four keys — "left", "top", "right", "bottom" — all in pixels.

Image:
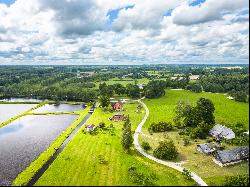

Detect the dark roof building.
[
  {"left": 197, "top": 143, "right": 215, "bottom": 154},
  {"left": 209, "top": 124, "right": 235, "bottom": 140},
  {"left": 109, "top": 114, "right": 125, "bottom": 122},
  {"left": 213, "top": 146, "right": 249, "bottom": 167}
]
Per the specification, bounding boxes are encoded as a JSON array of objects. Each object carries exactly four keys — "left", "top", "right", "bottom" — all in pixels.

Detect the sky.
[{"left": 0, "top": 0, "right": 249, "bottom": 65}]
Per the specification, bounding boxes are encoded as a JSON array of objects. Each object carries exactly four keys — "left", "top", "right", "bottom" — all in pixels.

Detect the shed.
[
  {"left": 213, "top": 146, "right": 249, "bottom": 167},
  {"left": 209, "top": 124, "right": 235, "bottom": 140},
  {"left": 85, "top": 124, "right": 95, "bottom": 132},
  {"left": 197, "top": 143, "right": 215, "bottom": 154},
  {"left": 109, "top": 114, "right": 125, "bottom": 122}
]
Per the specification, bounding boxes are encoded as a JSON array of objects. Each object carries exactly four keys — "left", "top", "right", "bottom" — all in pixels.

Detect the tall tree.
[{"left": 121, "top": 116, "right": 133, "bottom": 152}]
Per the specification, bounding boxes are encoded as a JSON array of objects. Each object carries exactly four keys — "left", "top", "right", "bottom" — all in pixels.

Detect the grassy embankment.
[
  {"left": 35, "top": 102, "right": 196, "bottom": 186},
  {"left": 12, "top": 106, "right": 90, "bottom": 186},
  {"left": 139, "top": 90, "right": 249, "bottom": 186},
  {"left": 0, "top": 102, "right": 47, "bottom": 128}
]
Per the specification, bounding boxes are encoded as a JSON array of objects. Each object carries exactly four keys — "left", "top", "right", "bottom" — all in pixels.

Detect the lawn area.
[
  {"left": 143, "top": 89, "right": 249, "bottom": 129},
  {"left": 140, "top": 90, "right": 249, "bottom": 186},
  {"left": 35, "top": 102, "right": 196, "bottom": 186}
]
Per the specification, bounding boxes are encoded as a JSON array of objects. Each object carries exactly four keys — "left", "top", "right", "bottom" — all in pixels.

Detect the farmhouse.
[
  {"left": 109, "top": 114, "right": 125, "bottom": 122},
  {"left": 111, "top": 101, "right": 123, "bottom": 111},
  {"left": 209, "top": 124, "right": 235, "bottom": 140},
  {"left": 197, "top": 143, "right": 215, "bottom": 154},
  {"left": 213, "top": 146, "right": 249, "bottom": 167},
  {"left": 85, "top": 124, "right": 95, "bottom": 132}
]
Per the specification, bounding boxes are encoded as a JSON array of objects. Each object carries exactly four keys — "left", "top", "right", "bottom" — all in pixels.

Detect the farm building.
[
  {"left": 109, "top": 114, "right": 125, "bottom": 122},
  {"left": 111, "top": 101, "right": 123, "bottom": 111},
  {"left": 85, "top": 124, "right": 95, "bottom": 132},
  {"left": 213, "top": 146, "right": 249, "bottom": 167},
  {"left": 197, "top": 143, "right": 215, "bottom": 154},
  {"left": 209, "top": 124, "right": 235, "bottom": 140}
]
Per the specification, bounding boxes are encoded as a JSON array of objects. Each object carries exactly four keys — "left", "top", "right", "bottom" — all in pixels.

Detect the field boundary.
[{"left": 133, "top": 98, "right": 208, "bottom": 186}]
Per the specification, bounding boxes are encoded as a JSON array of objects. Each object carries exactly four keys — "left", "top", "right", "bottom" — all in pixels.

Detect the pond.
[
  {"left": 0, "top": 104, "right": 37, "bottom": 124},
  {"left": 0, "top": 114, "right": 78, "bottom": 186},
  {"left": 32, "top": 104, "right": 85, "bottom": 113}
]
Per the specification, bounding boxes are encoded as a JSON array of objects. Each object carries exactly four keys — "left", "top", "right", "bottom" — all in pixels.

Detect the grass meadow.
[
  {"left": 35, "top": 102, "right": 196, "bottom": 186},
  {"left": 140, "top": 90, "right": 249, "bottom": 185}
]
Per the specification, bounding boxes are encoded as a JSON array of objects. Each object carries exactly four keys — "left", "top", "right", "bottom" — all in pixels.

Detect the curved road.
[{"left": 134, "top": 98, "right": 208, "bottom": 186}]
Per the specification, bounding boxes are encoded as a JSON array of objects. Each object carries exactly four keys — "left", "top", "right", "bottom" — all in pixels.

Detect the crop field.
[
  {"left": 140, "top": 90, "right": 249, "bottom": 185},
  {"left": 35, "top": 102, "right": 196, "bottom": 186}
]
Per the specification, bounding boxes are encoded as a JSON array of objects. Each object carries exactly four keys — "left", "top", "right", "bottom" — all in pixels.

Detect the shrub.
[
  {"left": 182, "top": 168, "right": 192, "bottom": 180},
  {"left": 183, "top": 138, "right": 190, "bottom": 146},
  {"left": 141, "top": 142, "right": 152, "bottom": 151},
  {"left": 128, "top": 166, "right": 158, "bottom": 186},
  {"left": 153, "top": 140, "right": 178, "bottom": 160},
  {"left": 148, "top": 121, "right": 173, "bottom": 133},
  {"left": 222, "top": 174, "right": 249, "bottom": 186}
]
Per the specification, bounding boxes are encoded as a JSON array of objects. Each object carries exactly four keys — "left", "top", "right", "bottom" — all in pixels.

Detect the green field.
[
  {"left": 143, "top": 90, "right": 249, "bottom": 129},
  {"left": 140, "top": 90, "right": 249, "bottom": 185},
  {"left": 35, "top": 102, "right": 196, "bottom": 186}
]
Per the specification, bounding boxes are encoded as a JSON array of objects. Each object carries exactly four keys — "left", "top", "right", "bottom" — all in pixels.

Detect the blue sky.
[
  {"left": 0, "top": 0, "right": 249, "bottom": 65},
  {"left": 0, "top": 0, "right": 15, "bottom": 6}
]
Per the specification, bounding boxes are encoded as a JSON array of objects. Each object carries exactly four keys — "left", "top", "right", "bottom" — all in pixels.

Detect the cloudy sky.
[{"left": 0, "top": 0, "right": 249, "bottom": 65}]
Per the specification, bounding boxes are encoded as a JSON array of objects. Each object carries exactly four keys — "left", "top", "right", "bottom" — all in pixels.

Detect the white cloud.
[{"left": 0, "top": 0, "right": 248, "bottom": 64}]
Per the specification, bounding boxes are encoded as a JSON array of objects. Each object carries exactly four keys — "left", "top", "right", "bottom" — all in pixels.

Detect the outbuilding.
[
  {"left": 197, "top": 143, "right": 215, "bottom": 154},
  {"left": 209, "top": 124, "right": 235, "bottom": 140},
  {"left": 213, "top": 146, "right": 249, "bottom": 167},
  {"left": 85, "top": 124, "right": 95, "bottom": 132}
]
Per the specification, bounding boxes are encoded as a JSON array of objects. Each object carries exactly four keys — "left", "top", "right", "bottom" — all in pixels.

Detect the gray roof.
[
  {"left": 197, "top": 143, "right": 214, "bottom": 154},
  {"left": 209, "top": 124, "right": 235, "bottom": 140},
  {"left": 214, "top": 146, "right": 249, "bottom": 164}
]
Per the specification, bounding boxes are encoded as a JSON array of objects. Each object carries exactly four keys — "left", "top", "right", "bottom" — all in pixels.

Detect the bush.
[
  {"left": 153, "top": 140, "right": 178, "bottom": 160},
  {"left": 222, "top": 174, "right": 249, "bottom": 186},
  {"left": 190, "top": 127, "right": 207, "bottom": 139},
  {"left": 141, "top": 141, "right": 152, "bottom": 151},
  {"left": 148, "top": 121, "right": 173, "bottom": 133},
  {"left": 128, "top": 166, "right": 158, "bottom": 186},
  {"left": 182, "top": 168, "right": 192, "bottom": 180},
  {"left": 183, "top": 138, "right": 190, "bottom": 146}
]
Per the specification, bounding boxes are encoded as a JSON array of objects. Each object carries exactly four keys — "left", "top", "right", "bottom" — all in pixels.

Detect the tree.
[
  {"left": 141, "top": 141, "right": 151, "bottom": 151},
  {"left": 99, "top": 96, "right": 110, "bottom": 108},
  {"left": 234, "top": 91, "right": 247, "bottom": 103},
  {"left": 174, "top": 100, "right": 192, "bottom": 128},
  {"left": 121, "top": 116, "right": 133, "bottom": 152},
  {"left": 153, "top": 140, "right": 178, "bottom": 160},
  {"left": 195, "top": 98, "right": 215, "bottom": 126},
  {"left": 126, "top": 84, "right": 141, "bottom": 98},
  {"left": 145, "top": 80, "right": 166, "bottom": 98},
  {"left": 113, "top": 83, "right": 126, "bottom": 95},
  {"left": 99, "top": 83, "right": 114, "bottom": 97},
  {"left": 186, "top": 83, "right": 202, "bottom": 93}
]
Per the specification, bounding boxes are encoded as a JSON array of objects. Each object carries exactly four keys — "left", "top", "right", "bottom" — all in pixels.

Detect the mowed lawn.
[
  {"left": 35, "top": 102, "right": 195, "bottom": 186},
  {"left": 141, "top": 90, "right": 249, "bottom": 185}
]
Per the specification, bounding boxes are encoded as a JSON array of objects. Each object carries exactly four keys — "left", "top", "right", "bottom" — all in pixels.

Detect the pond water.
[
  {"left": 0, "top": 104, "right": 36, "bottom": 124},
  {"left": 0, "top": 98, "right": 43, "bottom": 102},
  {"left": 0, "top": 114, "right": 78, "bottom": 186},
  {"left": 32, "top": 104, "right": 85, "bottom": 113}
]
